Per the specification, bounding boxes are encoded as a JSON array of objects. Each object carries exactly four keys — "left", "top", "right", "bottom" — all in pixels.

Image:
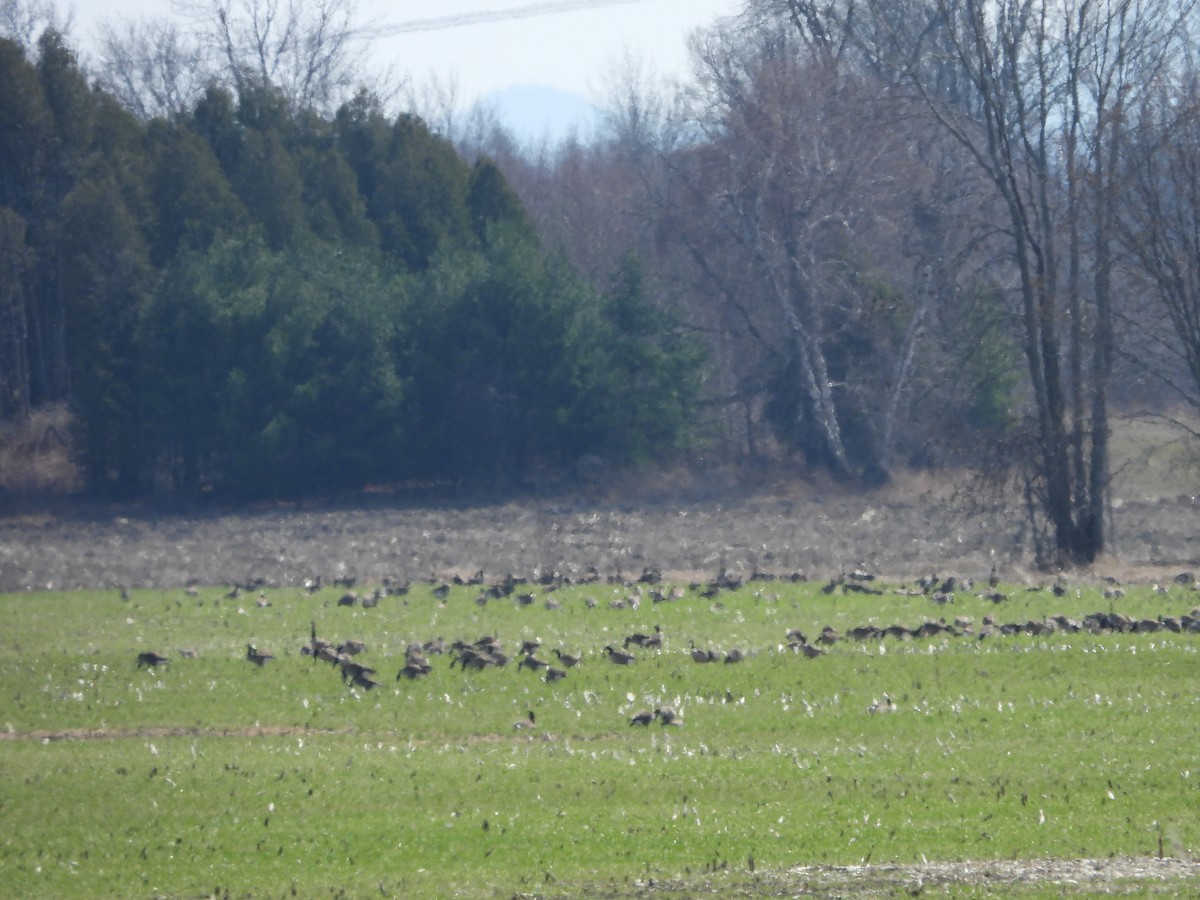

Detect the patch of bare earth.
[
  {"left": 574, "top": 857, "right": 1200, "bottom": 897},
  {"left": 1, "top": 467, "right": 1199, "bottom": 592}
]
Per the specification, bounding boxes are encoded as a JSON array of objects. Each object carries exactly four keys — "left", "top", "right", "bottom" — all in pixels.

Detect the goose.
[
  {"left": 847, "top": 625, "right": 879, "bottom": 641},
  {"left": 797, "top": 642, "right": 825, "bottom": 659},
  {"left": 514, "top": 710, "right": 536, "bottom": 730},
  {"left": 655, "top": 706, "right": 681, "bottom": 726},
  {"left": 689, "top": 641, "right": 716, "bottom": 663},
  {"left": 136, "top": 651, "right": 169, "bottom": 668},
  {"left": 624, "top": 625, "right": 663, "bottom": 649},
  {"left": 724, "top": 648, "right": 745, "bottom": 664},
  {"left": 340, "top": 659, "right": 377, "bottom": 682},
  {"left": 629, "top": 709, "right": 655, "bottom": 726},
  {"left": 553, "top": 648, "right": 581, "bottom": 667},
  {"left": 350, "top": 670, "right": 383, "bottom": 690},
  {"left": 544, "top": 666, "right": 567, "bottom": 683},
  {"left": 403, "top": 647, "right": 432, "bottom": 676},
  {"left": 304, "top": 622, "right": 339, "bottom": 663},
  {"left": 868, "top": 694, "right": 896, "bottom": 714},
  {"left": 605, "top": 645, "right": 635, "bottom": 665},
  {"left": 405, "top": 644, "right": 432, "bottom": 670},
  {"left": 817, "top": 625, "right": 840, "bottom": 645},
  {"left": 246, "top": 644, "right": 274, "bottom": 666},
  {"left": 396, "top": 662, "right": 428, "bottom": 680},
  {"left": 518, "top": 638, "right": 542, "bottom": 657},
  {"left": 518, "top": 654, "right": 550, "bottom": 672}
]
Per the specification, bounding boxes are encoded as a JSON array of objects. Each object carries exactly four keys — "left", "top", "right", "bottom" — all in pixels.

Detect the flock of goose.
[{"left": 134, "top": 568, "right": 1200, "bottom": 728}]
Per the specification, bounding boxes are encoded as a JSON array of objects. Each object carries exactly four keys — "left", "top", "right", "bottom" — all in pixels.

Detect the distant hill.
[{"left": 483, "top": 84, "right": 601, "bottom": 144}]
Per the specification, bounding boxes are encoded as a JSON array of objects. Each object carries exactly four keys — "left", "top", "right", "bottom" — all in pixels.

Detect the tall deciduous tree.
[
  {"left": 670, "top": 22, "right": 942, "bottom": 483},
  {"left": 779, "top": 0, "right": 1190, "bottom": 563},
  {"left": 1119, "top": 65, "right": 1200, "bottom": 416}
]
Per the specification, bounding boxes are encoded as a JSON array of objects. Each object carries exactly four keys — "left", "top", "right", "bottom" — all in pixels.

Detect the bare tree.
[
  {"left": 665, "top": 16, "right": 956, "bottom": 482},
  {"left": 93, "top": 17, "right": 211, "bottom": 120},
  {"left": 1119, "top": 59, "right": 1200, "bottom": 421},
  {"left": 0, "top": 0, "right": 71, "bottom": 52},
  {"left": 177, "top": 0, "right": 363, "bottom": 113},
  {"left": 781, "top": 0, "right": 1191, "bottom": 563}
]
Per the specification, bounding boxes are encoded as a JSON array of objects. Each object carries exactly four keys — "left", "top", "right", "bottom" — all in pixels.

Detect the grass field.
[{"left": 1, "top": 576, "right": 1198, "bottom": 897}]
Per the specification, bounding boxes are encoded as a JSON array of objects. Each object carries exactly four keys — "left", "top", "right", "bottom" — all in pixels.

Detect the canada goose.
[
  {"left": 724, "top": 648, "right": 745, "bottom": 664},
  {"left": 847, "top": 625, "right": 879, "bottom": 641},
  {"left": 432, "top": 584, "right": 450, "bottom": 600},
  {"left": 624, "top": 625, "right": 663, "bottom": 649},
  {"left": 403, "top": 647, "right": 432, "bottom": 676},
  {"left": 451, "top": 648, "right": 488, "bottom": 670},
  {"left": 544, "top": 666, "right": 567, "bottom": 683},
  {"left": 350, "top": 670, "right": 383, "bottom": 690},
  {"left": 817, "top": 626, "right": 840, "bottom": 645},
  {"left": 315, "top": 642, "right": 340, "bottom": 664},
  {"left": 519, "top": 639, "right": 542, "bottom": 656},
  {"left": 605, "top": 645, "right": 635, "bottom": 665},
  {"left": 423, "top": 637, "right": 446, "bottom": 655},
  {"left": 136, "top": 651, "right": 169, "bottom": 668},
  {"left": 246, "top": 644, "right": 274, "bottom": 666},
  {"left": 786, "top": 628, "right": 807, "bottom": 645},
  {"left": 797, "top": 642, "right": 825, "bottom": 659},
  {"left": 514, "top": 710, "right": 536, "bottom": 730},
  {"left": 303, "top": 623, "right": 339, "bottom": 663},
  {"left": 553, "top": 648, "right": 581, "bottom": 667},
  {"left": 868, "top": 694, "right": 895, "bottom": 714},
  {"left": 337, "top": 592, "right": 357, "bottom": 607},
  {"left": 629, "top": 709, "right": 655, "bottom": 726},
  {"left": 337, "top": 639, "right": 366, "bottom": 656},
  {"left": 655, "top": 706, "right": 681, "bottom": 726},
  {"left": 396, "top": 662, "right": 428, "bottom": 680},
  {"left": 689, "top": 641, "right": 716, "bottom": 663},
  {"left": 518, "top": 654, "right": 550, "bottom": 672},
  {"left": 340, "top": 659, "right": 377, "bottom": 682}
]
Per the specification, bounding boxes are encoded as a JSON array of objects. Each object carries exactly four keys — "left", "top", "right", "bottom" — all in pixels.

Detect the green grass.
[{"left": 1, "top": 579, "right": 1198, "bottom": 897}]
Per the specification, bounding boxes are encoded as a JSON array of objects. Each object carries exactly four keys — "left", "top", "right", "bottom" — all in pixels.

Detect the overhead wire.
[{"left": 364, "top": 0, "right": 644, "bottom": 36}]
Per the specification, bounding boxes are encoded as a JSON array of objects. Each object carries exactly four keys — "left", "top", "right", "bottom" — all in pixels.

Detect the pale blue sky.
[{"left": 65, "top": 0, "right": 743, "bottom": 105}]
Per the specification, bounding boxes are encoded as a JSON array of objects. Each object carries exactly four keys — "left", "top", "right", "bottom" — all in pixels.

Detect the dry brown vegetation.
[{"left": 0, "top": 404, "right": 80, "bottom": 495}]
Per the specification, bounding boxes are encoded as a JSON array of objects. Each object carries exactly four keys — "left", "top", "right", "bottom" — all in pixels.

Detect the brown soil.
[{"left": 2, "top": 469, "right": 1197, "bottom": 592}]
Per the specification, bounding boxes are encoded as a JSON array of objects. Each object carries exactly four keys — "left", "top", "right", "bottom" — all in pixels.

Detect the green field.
[{"left": 1, "top": 577, "right": 1198, "bottom": 897}]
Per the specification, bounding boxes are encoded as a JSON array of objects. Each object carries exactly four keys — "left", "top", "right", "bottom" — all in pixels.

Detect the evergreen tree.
[
  {"left": 143, "top": 119, "right": 248, "bottom": 266},
  {"left": 60, "top": 166, "right": 154, "bottom": 493}
]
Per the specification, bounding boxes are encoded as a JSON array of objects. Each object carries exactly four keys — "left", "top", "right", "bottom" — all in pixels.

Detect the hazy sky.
[{"left": 64, "top": 0, "right": 744, "bottom": 104}]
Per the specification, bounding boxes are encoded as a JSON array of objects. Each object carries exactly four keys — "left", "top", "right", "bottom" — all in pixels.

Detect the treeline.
[
  {"left": 6, "top": 0, "right": 1200, "bottom": 569},
  {"left": 0, "top": 31, "right": 702, "bottom": 498}
]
